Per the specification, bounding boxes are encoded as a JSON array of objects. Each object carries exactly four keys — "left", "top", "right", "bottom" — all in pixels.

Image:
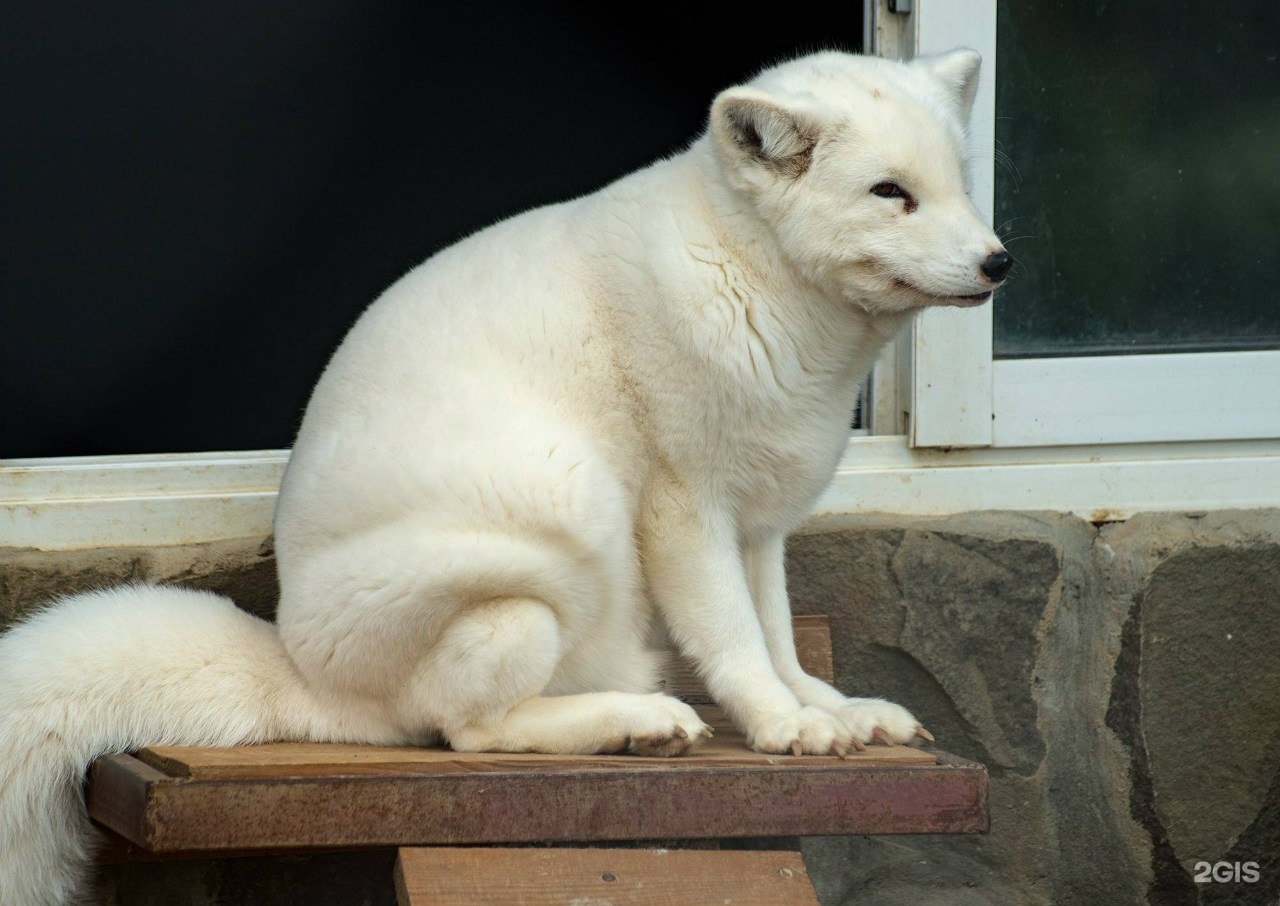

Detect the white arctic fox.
[{"left": 0, "top": 50, "right": 1009, "bottom": 904}]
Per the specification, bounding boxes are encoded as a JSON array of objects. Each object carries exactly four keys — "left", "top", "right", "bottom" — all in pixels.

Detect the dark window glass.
[{"left": 994, "top": 2, "right": 1280, "bottom": 358}]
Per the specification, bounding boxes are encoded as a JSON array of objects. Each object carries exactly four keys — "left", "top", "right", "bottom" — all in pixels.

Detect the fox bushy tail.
[{"left": 0, "top": 585, "right": 379, "bottom": 906}]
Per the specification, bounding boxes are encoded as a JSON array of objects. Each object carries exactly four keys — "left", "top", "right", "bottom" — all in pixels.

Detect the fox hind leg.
[{"left": 407, "top": 596, "right": 708, "bottom": 756}]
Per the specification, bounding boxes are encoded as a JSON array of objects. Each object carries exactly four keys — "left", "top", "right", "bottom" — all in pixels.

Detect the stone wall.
[
  {"left": 1, "top": 509, "right": 1276, "bottom": 905},
  {"left": 791, "top": 511, "right": 1280, "bottom": 906}
]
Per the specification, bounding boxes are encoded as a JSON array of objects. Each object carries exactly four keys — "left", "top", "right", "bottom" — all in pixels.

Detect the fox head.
[{"left": 708, "top": 50, "right": 1010, "bottom": 313}]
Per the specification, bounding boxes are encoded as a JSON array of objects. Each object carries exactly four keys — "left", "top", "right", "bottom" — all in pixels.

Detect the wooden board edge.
[
  {"left": 134, "top": 746, "right": 196, "bottom": 778},
  {"left": 122, "top": 757, "right": 988, "bottom": 851},
  {"left": 932, "top": 750, "right": 989, "bottom": 772},
  {"left": 792, "top": 615, "right": 835, "bottom": 685},
  {"left": 393, "top": 850, "right": 411, "bottom": 906},
  {"left": 86, "top": 754, "right": 168, "bottom": 848},
  {"left": 934, "top": 751, "right": 991, "bottom": 833},
  {"left": 395, "top": 847, "right": 819, "bottom": 906}
]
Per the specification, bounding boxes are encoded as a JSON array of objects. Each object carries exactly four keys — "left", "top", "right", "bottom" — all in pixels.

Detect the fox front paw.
[
  {"left": 832, "top": 697, "right": 932, "bottom": 746},
  {"left": 621, "top": 693, "right": 714, "bottom": 757},
  {"left": 748, "top": 706, "right": 861, "bottom": 757}
]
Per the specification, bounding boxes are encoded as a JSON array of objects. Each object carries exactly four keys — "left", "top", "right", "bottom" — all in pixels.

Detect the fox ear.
[
  {"left": 919, "top": 48, "right": 982, "bottom": 121},
  {"left": 711, "top": 88, "right": 817, "bottom": 179}
]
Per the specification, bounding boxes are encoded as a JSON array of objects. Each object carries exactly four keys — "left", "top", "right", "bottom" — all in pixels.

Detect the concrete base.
[{"left": 2, "top": 509, "right": 1277, "bottom": 905}]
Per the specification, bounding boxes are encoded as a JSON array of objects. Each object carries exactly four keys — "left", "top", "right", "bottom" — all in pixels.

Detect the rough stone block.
[
  {"left": 1102, "top": 511, "right": 1280, "bottom": 906},
  {"left": 0, "top": 536, "right": 278, "bottom": 633},
  {"left": 0, "top": 547, "right": 147, "bottom": 627},
  {"left": 789, "top": 513, "right": 1140, "bottom": 906}
]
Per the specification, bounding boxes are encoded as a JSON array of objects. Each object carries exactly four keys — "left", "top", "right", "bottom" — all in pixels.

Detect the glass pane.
[{"left": 993, "top": 2, "right": 1280, "bottom": 358}]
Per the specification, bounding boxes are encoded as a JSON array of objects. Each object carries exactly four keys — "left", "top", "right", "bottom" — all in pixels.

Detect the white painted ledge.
[
  {"left": 0, "top": 451, "right": 287, "bottom": 551},
  {"left": 818, "top": 437, "right": 1280, "bottom": 522},
  {"left": 3, "top": 439, "right": 1279, "bottom": 550}
]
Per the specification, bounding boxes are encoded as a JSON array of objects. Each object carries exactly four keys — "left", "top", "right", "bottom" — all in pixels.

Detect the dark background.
[{"left": 1, "top": 2, "right": 861, "bottom": 458}]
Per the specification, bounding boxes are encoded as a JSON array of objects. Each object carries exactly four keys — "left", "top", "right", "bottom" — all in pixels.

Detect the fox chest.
[{"left": 692, "top": 395, "right": 852, "bottom": 539}]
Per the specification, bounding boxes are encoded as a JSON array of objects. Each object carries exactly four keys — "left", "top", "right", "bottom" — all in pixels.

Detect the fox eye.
[{"left": 870, "top": 181, "right": 917, "bottom": 213}]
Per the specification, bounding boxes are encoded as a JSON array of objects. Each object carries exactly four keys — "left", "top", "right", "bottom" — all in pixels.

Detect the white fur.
[{"left": 0, "top": 50, "right": 1004, "bottom": 904}]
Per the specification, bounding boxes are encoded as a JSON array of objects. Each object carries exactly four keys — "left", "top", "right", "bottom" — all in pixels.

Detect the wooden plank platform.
[
  {"left": 394, "top": 847, "right": 821, "bottom": 906},
  {"left": 85, "top": 615, "right": 987, "bottom": 856},
  {"left": 88, "top": 720, "right": 985, "bottom": 854}
]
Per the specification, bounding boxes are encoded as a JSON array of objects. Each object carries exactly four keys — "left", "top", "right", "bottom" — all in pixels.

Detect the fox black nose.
[{"left": 981, "top": 250, "right": 1013, "bottom": 283}]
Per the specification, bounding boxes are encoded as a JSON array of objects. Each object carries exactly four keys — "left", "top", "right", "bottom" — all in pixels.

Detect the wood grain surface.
[
  {"left": 137, "top": 708, "right": 934, "bottom": 781},
  {"left": 394, "top": 847, "right": 820, "bottom": 906}
]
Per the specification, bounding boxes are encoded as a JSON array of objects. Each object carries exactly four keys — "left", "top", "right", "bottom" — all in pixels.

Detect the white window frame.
[
  {"left": 869, "top": 0, "right": 1280, "bottom": 449},
  {"left": 2, "top": 3, "right": 1278, "bottom": 552},
  {"left": 866, "top": 0, "right": 998, "bottom": 448}
]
